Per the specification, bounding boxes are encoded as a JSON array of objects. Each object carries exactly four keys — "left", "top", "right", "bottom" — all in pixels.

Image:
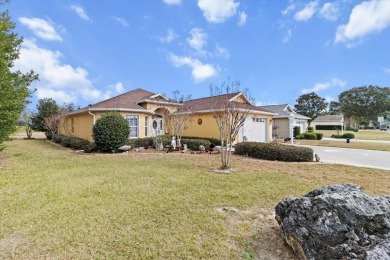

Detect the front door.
[{"left": 152, "top": 117, "right": 164, "bottom": 136}]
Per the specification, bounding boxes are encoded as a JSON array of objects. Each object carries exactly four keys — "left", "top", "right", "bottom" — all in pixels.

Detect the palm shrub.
[{"left": 93, "top": 112, "right": 130, "bottom": 152}]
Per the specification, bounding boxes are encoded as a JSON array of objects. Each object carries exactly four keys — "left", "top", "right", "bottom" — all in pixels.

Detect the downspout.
[{"left": 88, "top": 110, "right": 96, "bottom": 125}]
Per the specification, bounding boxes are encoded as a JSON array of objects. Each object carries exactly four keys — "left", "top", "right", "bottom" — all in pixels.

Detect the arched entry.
[{"left": 152, "top": 107, "right": 171, "bottom": 136}]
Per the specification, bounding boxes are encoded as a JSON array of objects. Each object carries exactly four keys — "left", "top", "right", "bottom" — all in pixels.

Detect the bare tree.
[
  {"left": 158, "top": 90, "right": 194, "bottom": 148},
  {"left": 43, "top": 112, "right": 71, "bottom": 138},
  {"left": 210, "top": 79, "right": 251, "bottom": 170}
]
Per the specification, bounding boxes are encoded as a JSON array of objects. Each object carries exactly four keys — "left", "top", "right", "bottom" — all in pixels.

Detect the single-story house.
[
  {"left": 311, "top": 114, "right": 344, "bottom": 131},
  {"left": 258, "top": 104, "right": 311, "bottom": 139},
  {"left": 61, "top": 88, "right": 276, "bottom": 143}
]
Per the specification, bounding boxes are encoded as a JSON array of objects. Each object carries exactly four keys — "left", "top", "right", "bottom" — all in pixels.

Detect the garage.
[{"left": 239, "top": 117, "right": 267, "bottom": 142}]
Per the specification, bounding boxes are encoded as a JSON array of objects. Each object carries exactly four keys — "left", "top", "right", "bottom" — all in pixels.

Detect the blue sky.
[{"left": 7, "top": 0, "right": 390, "bottom": 109}]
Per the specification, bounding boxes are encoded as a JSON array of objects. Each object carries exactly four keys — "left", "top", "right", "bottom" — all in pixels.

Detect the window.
[
  {"left": 71, "top": 118, "right": 74, "bottom": 133},
  {"left": 145, "top": 116, "right": 148, "bottom": 137},
  {"left": 126, "top": 115, "right": 139, "bottom": 138}
]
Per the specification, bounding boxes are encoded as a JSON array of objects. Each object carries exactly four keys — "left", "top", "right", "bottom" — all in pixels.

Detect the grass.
[
  {"left": 317, "top": 129, "right": 390, "bottom": 140},
  {"left": 296, "top": 139, "right": 390, "bottom": 152},
  {"left": 1, "top": 140, "right": 390, "bottom": 259}
]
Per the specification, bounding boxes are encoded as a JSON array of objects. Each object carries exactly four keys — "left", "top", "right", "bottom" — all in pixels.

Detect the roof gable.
[{"left": 258, "top": 104, "right": 311, "bottom": 120}]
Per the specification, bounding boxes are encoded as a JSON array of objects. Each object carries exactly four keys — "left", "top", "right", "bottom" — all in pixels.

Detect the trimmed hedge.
[
  {"left": 180, "top": 138, "right": 211, "bottom": 151},
  {"left": 128, "top": 136, "right": 171, "bottom": 148},
  {"left": 331, "top": 133, "right": 355, "bottom": 139},
  {"left": 52, "top": 134, "right": 91, "bottom": 150},
  {"left": 315, "top": 125, "right": 342, "bottom": 130},
  {"left": 295, "top": 132, "right": 323, "bottom": 140},
  {"left": 235, "top": 142, "right": 313, "bottom": 162},
  {"left": 181, "top": 136, "right": 221, "bottom": 146}
]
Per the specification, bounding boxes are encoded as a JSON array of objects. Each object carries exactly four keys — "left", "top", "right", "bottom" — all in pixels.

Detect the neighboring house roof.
[
  {"left": 313, "top": 114, "right": 344, "bottom": 122},
  {"left": 178, "top": 92, "right": 276, "bottom": 115},
  {"left": 259, "top": 104, "right": 311, "bottom": 120}
]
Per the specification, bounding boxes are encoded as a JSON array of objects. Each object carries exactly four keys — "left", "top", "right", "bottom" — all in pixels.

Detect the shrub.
[
  {"left": 293, "top": 126, "right": 301, "bottom": 137},
  {"left": 181, "top": 136, "right": 221, "bottom": 146},
  {"left": 303, "top": 132, "right": 317, "bottom": 140},
  {"left": 307, "top": 127, "right": 314, "bottom": 132},
  {"left": 93, "top": 112, "right": 130, "bottom": 152},
  {"left": 61, "top": 136, "right": 72, "bottom": 147},
  {"left": 342, "top": 133, "right": 355, "bottom": 139},
  {"left": 128, "top": 136, "right": 171, "bottom": 148},
  {"left": 295, "top": 134, "right": 305, "bottom": 139},
  {"left": 331, "top": 133, "right": 355, "bottom": 139},
  {"left": 181, "top": 138, "right": 211, "bottom": 151},
  {"left": 69, "top": 137, "right": 91, "bottom": 150},
  {"left": 235, "top": 142, "right": 313, "bottom": 162},
  {"left": 315, "top": 125, "right": 342, "bottom": 130},
  {"left": 314, "top": 132, "right": 323, "bottom": 140},
  {"left": 52, "top": 134, "right": 66, "bottom": 143}
]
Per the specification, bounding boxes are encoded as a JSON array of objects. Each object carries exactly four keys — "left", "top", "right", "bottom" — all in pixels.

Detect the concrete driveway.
[{"left": 300, "top": 145, "right": 390, "bottom": 171}]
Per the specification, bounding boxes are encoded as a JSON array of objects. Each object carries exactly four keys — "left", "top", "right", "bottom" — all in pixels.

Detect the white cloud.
[
  {"left": 383, "top": 68, "right": 390, "bottom": 74},
  {"left": 282, "top": 3, "right": 296, "bottom": 15},
  {"left": 283, "top": 29, "right": 292, "bottom": 43},
  {"left": 168, "top": 53, "right": 218, "bottom": 82},
  {"left": 324, "top": 95, "right": 335, "bottom": 103},
  {"left": 13, "top": 39, "right": 110, "bottom": 103},
  {"left": 215, "top": 44, "right": 230, "bottom": 59},
  {"left": 163, "top": 0, "right": 181, "bottom": 5},
  {"left": 19, "top": 17, "right": 62, "bottom": 41},
  {"left": 301, "top": 78, "right": 346, "bottom": 93},
  {"left": 112, "top": 82, "right": 124, "bottom": 93},
  {"left": 319, "top": 2, "right": 340, "bottom": 21},
  {"left": 159, "top": 28, "right": 178, "bottom": 43},
  {"left": 197, "top": 0, "right": 239, "bottom": 23},
  {"left": 335, "top": 0, "right": 390, "bottom": 45},
  {"left": 187, "top": 28, "right": 208, "bottom": 54},
  {"left": 294, "top": 1, "right": 319, "bottom": 21},
  {"left": 70, "top": 5, "right": 90, "bottom": 21},
  {"left": 113, "top": 17, "right": 129, "bottom": 27},
  {"left": 238, "top": 11, "right": 247, "bottom": 26}
]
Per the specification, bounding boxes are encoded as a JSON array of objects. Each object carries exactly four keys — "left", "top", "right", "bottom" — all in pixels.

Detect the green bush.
[
  {"left": 293, "top": 126, "right": 301, "bottom": 137},
  {"left": 52, "top": 134, "right": 66, "bottom": 143},
  {"left": 342, "top": 133, "right": 355, "bottom": 139},
  {"left": 315, "top": 125, "right": 342, "bottom": 130},
  {"left": 93, "top": 112, "right": 130, "bottom": 152},
  {"left": 84, "top": 143, "right": 96, "bottom": 153},
  {"left": 303, "top": 132, "right": 317, "bottom": 140},
  {"left": 235, "top": 142, "right": 313, "bottom": 162},
  {"left": 295, "top": 134, "right": 304, "bottom": 139},
  {"left": 181, "top": 136, "right": 221, "bottom": 146},
  {"left": 128, "top": 136, "right": 171, "bottom": 148},
  {"left": 181, "top": 139, "right": 211, "bottom": 151},
  {"left": 307, "top": 127, "right": 314, "bottom": 132},
  {"left": 61, "top": 136, "right": 72, "bottom": 147},
  {"left": 314, "top": 132, "right": 323, "bottom": 140},
  {"left": 331, "top": 133, "right": 355, "bottom": 139},
  {"left": 69, "top": 137, "right": 91, "bottom": 150}
]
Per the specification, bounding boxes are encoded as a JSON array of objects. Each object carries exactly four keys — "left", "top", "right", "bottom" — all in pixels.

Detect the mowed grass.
[
  {"left": 296, "top": 139, "right": 390, "bottom": 152},
  {"left": 318, "top": 129, "right": 390, "bottom": 140},
  {"left": 1, "top": 140, "right": 390, "bottom": 259}
]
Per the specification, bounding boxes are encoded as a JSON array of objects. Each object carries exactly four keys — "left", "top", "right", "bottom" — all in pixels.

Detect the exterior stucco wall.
[
  {"left": 183, "top": 113, "right": 220, "bottom": 139},
  {"left": 61, "top": 112, "right": 94, "bottom": 141}
]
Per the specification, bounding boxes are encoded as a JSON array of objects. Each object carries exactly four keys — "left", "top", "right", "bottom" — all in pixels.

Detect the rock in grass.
[
  {"left": 275, "top": 184, "right": 390, "bottom": 260},
  {"left": 118, "top": 145, "right": 131, "bottom": 152}
]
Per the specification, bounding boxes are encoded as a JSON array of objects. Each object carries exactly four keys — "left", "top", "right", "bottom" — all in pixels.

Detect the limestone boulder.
[{"left": 275, "top": 184, "right": 390, "bottom": 259}]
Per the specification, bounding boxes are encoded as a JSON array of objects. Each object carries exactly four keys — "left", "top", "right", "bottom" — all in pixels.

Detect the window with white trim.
[
  {"left": 145, "top": 116, "right": 149, "bottom": 137},
  {"left": 126, "top": 115, "right": 139, "bottom": 138}
]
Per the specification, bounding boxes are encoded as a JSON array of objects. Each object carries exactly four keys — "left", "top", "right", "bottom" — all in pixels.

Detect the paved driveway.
[{"left": 300, "top": 145, "right": 390, "bottom": 171}]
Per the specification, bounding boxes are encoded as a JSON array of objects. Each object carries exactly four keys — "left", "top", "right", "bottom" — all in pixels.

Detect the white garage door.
[{"left": 240, "top": 117, "right": 267, "bottom": 142}]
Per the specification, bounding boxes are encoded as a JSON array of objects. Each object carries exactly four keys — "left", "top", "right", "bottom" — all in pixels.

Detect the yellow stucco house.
[{"left": 61, "top": 88, "right": 276, "bottom": 143}]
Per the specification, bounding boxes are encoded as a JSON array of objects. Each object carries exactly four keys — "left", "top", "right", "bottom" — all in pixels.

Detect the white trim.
[
  {"left": 149, "top": 93, "right": 169, "bottom": 100},
  {"left": 125, "top": 114, "right": 139, "bottom": 138},
  {"left": 67, "top": 107, "right": 154, "bottom": 116},
  {"left": 176, "top": 108, "right": 276, "bottom": 116},
  {"left": 228, "top": 92, "right": 252, "bottom": 105},
  {"left": 137, "top": 99, "right": 182, "bottom": 106}
]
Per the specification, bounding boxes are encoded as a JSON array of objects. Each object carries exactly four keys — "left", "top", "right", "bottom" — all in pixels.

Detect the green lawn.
[
  {"left": 318, "top": 129, "right": 390, "bottom": 140},
  {"left": 1, "top": 140, "right": 389, "bottom": 259}
]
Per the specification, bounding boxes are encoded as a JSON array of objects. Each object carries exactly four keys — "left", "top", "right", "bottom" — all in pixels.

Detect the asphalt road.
[{"left": 302, "top": 145, "right": 390, "bottom": 171}]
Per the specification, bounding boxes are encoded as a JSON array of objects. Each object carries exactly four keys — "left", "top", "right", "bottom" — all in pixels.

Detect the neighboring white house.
[
  {"left": 259, "top": 104, "right": 311, "bottom": 139},
  {"left": 311, "top": 115, "right": 344, "bottom": 131}
]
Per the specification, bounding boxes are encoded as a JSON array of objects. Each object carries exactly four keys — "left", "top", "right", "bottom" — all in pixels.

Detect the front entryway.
[{"left": 152, "top": 116, "right": 164, "bottom": 136}]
